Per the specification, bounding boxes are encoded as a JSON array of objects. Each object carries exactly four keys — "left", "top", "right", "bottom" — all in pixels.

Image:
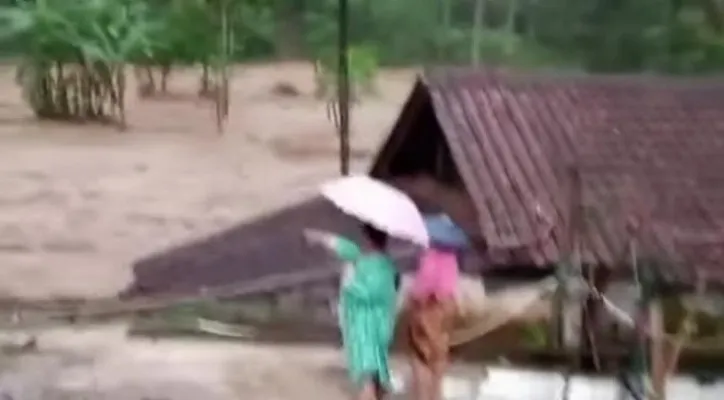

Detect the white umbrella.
[{"left": 320, "top": 175, "right": 429, "bottom": 247}]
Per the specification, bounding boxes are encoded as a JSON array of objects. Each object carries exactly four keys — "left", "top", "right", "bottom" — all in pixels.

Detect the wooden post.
[
  {"left": 633, "top": 258, "right": 647, "bottom": 398},
  {"left": 215, "top": 0, "right": 230, "bottom": 134},
  {"left": 649, "top": 298, "right": 666, "bottom": 400},
  {"left": 580, "top": 266, "right": 612, "bottom": 371},
  {"left": 550, "top": 267, "right": 564, "bottom": 349},
  {"left": 337, "top": 0, "right": 351, "bottom": 175},
  {"left": 551, "top": 167, "right": 582, "bottom": 350},
  {"left": 471, "top": 0, "right": 486, "bottom": 66},
  {"left": 631, "top": 257, "right": 663, "bottom": 400}
]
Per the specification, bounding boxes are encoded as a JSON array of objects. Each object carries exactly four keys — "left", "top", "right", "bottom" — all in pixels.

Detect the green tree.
[{"left": 0, "top": 0, "right": 160, "bottom": 127}]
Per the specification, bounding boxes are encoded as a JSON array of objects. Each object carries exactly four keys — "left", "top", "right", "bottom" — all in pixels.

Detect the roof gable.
[{"left": 376, "top": 68, "right": 724, "bottom": 286}]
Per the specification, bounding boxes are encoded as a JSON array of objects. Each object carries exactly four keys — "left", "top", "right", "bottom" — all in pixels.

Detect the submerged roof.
[
  {"left": 124, "top": 197, "right": 422, "bottom": 298},
  {"left": 123, "top": 197, "right": 357, "bottom": 297},
  {"left": 373, "top": 68, "right": 724, "bottom": 286}
]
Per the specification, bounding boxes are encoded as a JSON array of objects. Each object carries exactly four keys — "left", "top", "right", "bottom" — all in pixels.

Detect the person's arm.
[{"left": 303, "top": 228, "right": 361, "bottom": 262}]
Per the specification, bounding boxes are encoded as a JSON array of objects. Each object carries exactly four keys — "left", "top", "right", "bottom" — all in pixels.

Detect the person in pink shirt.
[{"left": 401, "top": 213, "right": 469, "bottom": 400}]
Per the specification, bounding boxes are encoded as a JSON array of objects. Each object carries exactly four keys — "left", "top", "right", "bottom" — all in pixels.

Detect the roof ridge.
[{"left": 423, "top": 66, "right": 724, "bottom": 90}]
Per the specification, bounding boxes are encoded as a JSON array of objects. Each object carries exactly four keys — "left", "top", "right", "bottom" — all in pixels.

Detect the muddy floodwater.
[
  {"left": 0, "top": 324, "right": 722, "bottom": 400},
  {"left": 0, "top": 62, "right": 414, "bottom": 301},
  {"left": 0, "top": 324, "right": 351, "bottom": 400}
]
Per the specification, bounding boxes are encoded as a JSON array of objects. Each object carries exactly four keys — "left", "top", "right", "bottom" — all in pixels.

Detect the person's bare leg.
[
  {"left": 358, "top": 380, "right": 379, "bottom": 400},
  {"left": 429, "top": 300, "right": 454, "bottom": 400},
  {"left": 411, "top": 357, "right": 433, "bottom": 400},
  {"left": 374, "top": 378, "right": 386, "bottom": 400},
  {"left": 429, "top": 361, "right": 447, "bottom": 400}
]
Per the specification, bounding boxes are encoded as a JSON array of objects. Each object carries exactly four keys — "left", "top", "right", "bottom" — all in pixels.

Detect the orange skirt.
[{"left": 402, "top": 295, "right": 457, "bottom": 370}]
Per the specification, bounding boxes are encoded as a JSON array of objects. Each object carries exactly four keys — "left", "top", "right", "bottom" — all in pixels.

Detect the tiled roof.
[
  {"left": 379, "top": 68, "right": 724, "bottom": 286},
  {"left": 124, "top": 197, "right": 422, "bottom": 298},
  {"left": 123, "top": 197, "right": 359, "bottom": 298}
]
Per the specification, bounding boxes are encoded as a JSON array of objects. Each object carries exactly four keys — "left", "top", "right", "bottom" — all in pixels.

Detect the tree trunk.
[
  {"left": 700, "top": 0, "right": 724, "bottom": 33},
  {"left": 439, "top": 0, "right": 453, "bottom": 60},
  {"left": 505, "top": 0, "right": 518, "bottom": 55},
  {"left": 216, "top": 0, "right": 230, "bottom": 134},
  {"left": 472, "top": 0, "right": 486, "bottom": 66},
  {"left": 160, "top": 64, "right": 171, "bottom": 93},
  {"left": 274, "top": 0, "right": 306, "bottom": 59},
  {"left": 200, "top": 63, "right": 211, "bottom": 96},
  {"left": 116, "top": 65, "right": 127, "bottom": 131}
]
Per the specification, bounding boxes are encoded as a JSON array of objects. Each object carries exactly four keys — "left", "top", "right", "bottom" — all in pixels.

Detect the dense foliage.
[
  {"left": 1, "top": 0, "right": 724, "bottom": 126},
  {"left": 2, "top": 0, "right": 724, "bottom": 72},
  {"left": 0, "top": 0, "right": 234, "bottom": 127},
  {"left": 0, "top": 0, "right": 161, "bottom": 125}
]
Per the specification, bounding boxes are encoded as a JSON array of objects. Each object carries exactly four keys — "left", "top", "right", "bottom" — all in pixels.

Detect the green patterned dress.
[{"left": 334, "top": 237, "right": 398, "bottom": 389}]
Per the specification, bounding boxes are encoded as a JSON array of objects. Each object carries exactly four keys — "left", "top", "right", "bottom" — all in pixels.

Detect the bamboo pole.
[
  {"left": 629, "top": 236, "right": 650, "bottom": 398},
  {"left": 551, "top": 167, "right": 582, "bottom": 350},
  {"left": 337, "top": 0, "right": 350, "bottom": 175},
  {"left": 471, "top": 0, "right": 486, "bottom": 66},
  {"left": 215, "top": 0, "right": 230, "bottom": 134},
  {"left": 649, "top": 299, "right": 666, "bottom": 400},
  {"left": 554, "top": 167, "right": 583, "bottom": 400}
]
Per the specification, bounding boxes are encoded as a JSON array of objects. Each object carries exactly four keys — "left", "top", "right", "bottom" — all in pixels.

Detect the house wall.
[
  {"left": 370, "top": 91, "right": 490, "bottom": 253},
  {"left": 391, "top": 174, "right": 480, "bottom": 238}
]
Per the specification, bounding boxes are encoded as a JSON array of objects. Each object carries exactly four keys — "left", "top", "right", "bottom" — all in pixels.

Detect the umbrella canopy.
[
  {"left": 423, "top": 213, "right": 470, "bottom": 249},
  {"left": 320, "top": 175, "right": 429, "bottom": 247}
]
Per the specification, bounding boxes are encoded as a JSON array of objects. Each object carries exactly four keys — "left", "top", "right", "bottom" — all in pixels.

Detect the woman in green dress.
[{"left": 304, "top": 224, "right": 399, "bottom": 400}]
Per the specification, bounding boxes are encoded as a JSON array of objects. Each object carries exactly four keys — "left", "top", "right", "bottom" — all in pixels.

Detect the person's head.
[{"left": 362, "top": 223, "right": 388, "bottom": 251}]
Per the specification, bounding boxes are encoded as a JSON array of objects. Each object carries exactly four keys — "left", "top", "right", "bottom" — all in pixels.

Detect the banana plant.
[
  {"left": 0, "top": 0, "right": 160, "bottom": 128},
  {"left": 313, "top": 44, "right": 380, "bottom": 102},
  {"left": 141, "top": 0, "right": 218, "bottom": 94}
]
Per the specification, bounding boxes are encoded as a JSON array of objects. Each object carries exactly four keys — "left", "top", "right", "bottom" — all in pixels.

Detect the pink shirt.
[{"left": 411, "top": 248, "right": 459, "bottom": 300}]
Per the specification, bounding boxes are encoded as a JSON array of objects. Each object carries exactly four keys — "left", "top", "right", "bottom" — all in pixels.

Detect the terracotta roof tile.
[
  {"left": 124, "top": 197, "right": 360, "bottom": 297},
  {"left": 124, "top": 197, "right": 421, "bottom": 298},
  {"left": 396, "top": 68, "right": 724, "bottom": 286}
]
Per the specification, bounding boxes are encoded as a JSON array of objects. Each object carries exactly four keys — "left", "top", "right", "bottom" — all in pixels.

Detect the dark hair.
[{"left": 362, "top": 223, "right": 388, "bottom": 250}]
